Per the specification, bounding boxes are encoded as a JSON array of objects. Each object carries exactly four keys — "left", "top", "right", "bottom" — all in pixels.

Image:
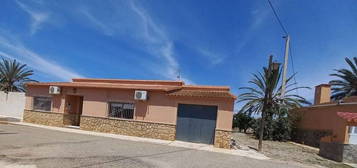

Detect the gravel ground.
[
  {"left": 232, "top": 132, "right": 352, "bottom": 168},
  {"left": 0, "top": 123, "right": 307, "bottom": 168}
]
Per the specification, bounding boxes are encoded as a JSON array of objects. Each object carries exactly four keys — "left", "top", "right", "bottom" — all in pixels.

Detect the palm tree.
[
  {"left": 329, "top": 57, "right": 357, "bottom": 100},
  {"left": 238, "top": 56, "right": 310, "bottom": 151},
  {"left": 0, "top": 57, "right": 37, "bottom": 92},
  {"left": 238, "top": 65, "right": 311, "bottom": 116}
]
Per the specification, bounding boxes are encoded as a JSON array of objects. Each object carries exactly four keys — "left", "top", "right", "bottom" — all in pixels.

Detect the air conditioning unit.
[
  {"left": 49, "top": 86, "right": 61, "bottom": 94},
  {"left": 134, "top": 90, "right": 147, "bottom": 100}
]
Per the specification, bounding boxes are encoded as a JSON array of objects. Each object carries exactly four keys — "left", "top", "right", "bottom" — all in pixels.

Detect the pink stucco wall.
[
  {"left": 25, "top": 86, "right": 234, "bottom": 131},
  {"left": 25, "top": 86, "right": 65, "bottom": 113},
  {"left": 297, "top": 104, "right": 357, "bottom": 144}
]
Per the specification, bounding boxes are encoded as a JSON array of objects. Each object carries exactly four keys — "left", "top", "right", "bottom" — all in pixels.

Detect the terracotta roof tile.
[
  {"left": 183, "top": 85, "right": 230, "bottom": 91},
  {"left": 26, "top": 82, "right": 180, "bottom": 91},
  {"left": 167, "top": 89, "right": 236, "bottom": 99},
  {"left": 72, "top": 78, "right": 184, "bottom": 86},
  {"left": 337, "top": 112, "right": 357, "bottom": 122},
  {"left": 25, "top": 78, "right": 236, "bottom": 98}
]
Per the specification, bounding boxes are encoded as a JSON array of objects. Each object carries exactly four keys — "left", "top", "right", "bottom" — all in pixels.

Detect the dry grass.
[{"left": 232, "top": 132, "right": 352, "bottom": 168}]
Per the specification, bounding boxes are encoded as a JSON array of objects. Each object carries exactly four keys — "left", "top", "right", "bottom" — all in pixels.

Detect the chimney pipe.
[{"left": 314, "top": 84, "right": 331, "bottom": 105}]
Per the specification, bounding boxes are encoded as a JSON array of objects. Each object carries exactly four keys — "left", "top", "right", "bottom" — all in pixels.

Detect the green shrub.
[
  {"left": 272, "top": 116, "right": 291, "bottom": 141},
  {"left": 252, "top": 116, "right": 274, "bottom": 140},
  {"left": 252, "top": 108, "right": 293, "bottom": 141},
  {"left": 233, "top": 112, "right": 254, "bottom": 133}
]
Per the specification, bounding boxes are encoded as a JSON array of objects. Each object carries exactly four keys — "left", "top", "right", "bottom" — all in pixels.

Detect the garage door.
[{"left": 176, "top": 104, "right": 217, "bottom": 144}]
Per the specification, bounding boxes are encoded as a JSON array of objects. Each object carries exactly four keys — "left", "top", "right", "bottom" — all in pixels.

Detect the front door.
[
  {"left": 65, "top": 95, "right": 83, "bottom": 126},
  {"left": 74, "top": 96, "right": 83, "bottom": 126},
  {"left": 176, "top": 104, "right": 217, "bottom": 144}
]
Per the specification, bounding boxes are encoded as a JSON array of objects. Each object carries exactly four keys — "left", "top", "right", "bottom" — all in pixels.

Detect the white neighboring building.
[{"left": 0, "top": 91, "right": 25, "bottom": 121}]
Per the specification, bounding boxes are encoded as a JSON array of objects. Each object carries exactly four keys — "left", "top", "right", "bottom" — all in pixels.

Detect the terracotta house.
[
  {"left": 23, "top": 78, "right": 236, "bottom": 148},
  {"left": 295, "top": 84, "right": 357, "bottom": 163}
]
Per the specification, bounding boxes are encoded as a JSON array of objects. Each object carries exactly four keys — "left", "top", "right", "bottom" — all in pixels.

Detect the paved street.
[{"left": 0, "top": 123, "right": 306, "bottom": 168}]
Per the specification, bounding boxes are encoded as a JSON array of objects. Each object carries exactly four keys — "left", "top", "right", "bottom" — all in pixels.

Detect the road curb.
[{"left": 6, "top": 122, "right": 270, "bottom": 160}]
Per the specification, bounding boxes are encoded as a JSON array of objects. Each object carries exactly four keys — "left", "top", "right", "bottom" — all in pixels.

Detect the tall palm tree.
[
  {"left": 238, "top": 66, "right": 311, "bottom": 116},
  {"left": 238, "top": 56, "right": 310, "bottom": 151},
  {"left": 329, "top": 57, "right": 357, "bottom": 100},
  {"left": 0, "top": 58, "right": 37, "bottom": 92}
]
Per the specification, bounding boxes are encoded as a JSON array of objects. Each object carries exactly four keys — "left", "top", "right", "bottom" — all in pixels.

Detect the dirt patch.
[{"left": 232, "top": 132, "right": 352, "bottom": 168}]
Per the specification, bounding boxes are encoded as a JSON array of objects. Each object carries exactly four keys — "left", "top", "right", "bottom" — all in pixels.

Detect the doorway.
[
  {"left": 64, "top": 95, "right": 83, "bottom": 126},
  {"left": 176, "top": 104, "right": 217, "bottom": 144}
]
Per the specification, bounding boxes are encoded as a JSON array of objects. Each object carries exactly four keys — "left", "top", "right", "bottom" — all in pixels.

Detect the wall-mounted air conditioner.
[
  {"left": 134, "top": 90, "right": 147, "bottom": 100},
  {"left": 49, "top": 86, "right": 61, "bottom": 94}
]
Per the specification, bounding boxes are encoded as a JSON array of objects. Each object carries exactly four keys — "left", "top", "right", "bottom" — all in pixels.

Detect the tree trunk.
[
  {"left": 258, "top": 55, "right": 274, "bottom": 152},
  {"left": 258, "top": 106, "right": 266, "bottom": 152}
]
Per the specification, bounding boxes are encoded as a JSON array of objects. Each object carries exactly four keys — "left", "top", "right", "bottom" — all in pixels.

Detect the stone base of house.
[
  {"left": 292, "top": 129, "right": 332, "bottom": 147},
  {"left": 214, "top": 129, "right": 232, "bottom": 149},
  {"left": 23, "top": 111, "right": 230, "bottom": 149},
  {"left": 80, "top": 115, "right": 176, "bottom": 141},
  {"left": 23, "top": 110, "right": 64, "bottom": 127},
  {"left": 319, "top": 142, "right": 357, "bottom": 163}
]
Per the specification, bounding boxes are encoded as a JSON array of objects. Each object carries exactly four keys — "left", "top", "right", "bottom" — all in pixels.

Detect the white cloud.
[
  {"left": 129, "top": 2, "right": 166, "bottom": 43},
  {"left": 0, "top": 33, "right": 83, "bottom": 81},
  {"left": 15, "top": 0, "right": 50, "bottom": 35},
  {"left": 129, "top": 1, "right": 193, "bottom": 83},
  {"left": 250, "top": 8, "right": 270, "bottom": 30},
  {"left": 78, "top": 1, "right": 193, "bottom": 83},
  {"left": 197, "top": 48, "right": 224, "bottom": 65},
  {"left": 79, "top": 8, "right": 115, "bottom": 36},
  {"left": 235, "top": 2, "right": 277, "bottom": 55}
]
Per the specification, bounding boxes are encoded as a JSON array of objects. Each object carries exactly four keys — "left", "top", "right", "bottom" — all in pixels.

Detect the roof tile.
[
  {"left": 337, "top": 112, "right": 357, "bottom": 122},
  {"left": 167, "top": 89, "right": 236, "bottom": 99},
  {"left": 25, "top": 78, "right": 236, "bottom": 99}
]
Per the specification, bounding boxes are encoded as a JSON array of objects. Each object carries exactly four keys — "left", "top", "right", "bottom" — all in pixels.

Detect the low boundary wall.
[{"left": 0, "top": 91, "right": 25, "bottom": 120}]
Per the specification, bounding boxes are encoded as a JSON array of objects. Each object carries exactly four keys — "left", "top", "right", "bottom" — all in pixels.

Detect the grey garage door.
[{"left": 176, "top": 104, "right": 217, "bottom": 144}]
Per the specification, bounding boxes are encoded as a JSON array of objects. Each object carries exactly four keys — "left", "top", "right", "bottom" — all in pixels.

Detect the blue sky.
[{"left": 1, "top": 0, "right": 357, "bottom": 104}]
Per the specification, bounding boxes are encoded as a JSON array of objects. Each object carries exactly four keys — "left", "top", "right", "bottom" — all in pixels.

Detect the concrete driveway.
[{"left": 0, "top": 123, "right": 305, "bottom": 168}]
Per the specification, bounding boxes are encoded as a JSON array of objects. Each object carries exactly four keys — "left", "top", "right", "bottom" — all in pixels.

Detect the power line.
[
  {"left": 266, "top": 0, "right": 300, "bottom": 95},
  {"left": 267, "top": 0, "right": 288, "bottom": 35}
]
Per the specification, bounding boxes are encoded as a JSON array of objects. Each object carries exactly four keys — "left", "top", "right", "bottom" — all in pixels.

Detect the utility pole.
[{"left": 280, "top": 35, "right": 290, "bottom": 99}]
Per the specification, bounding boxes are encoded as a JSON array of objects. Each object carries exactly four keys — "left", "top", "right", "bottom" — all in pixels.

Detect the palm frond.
[
  {"left": 238, "top": 61, "right": 310, "bottom": 116},
  {"left": 0, "top": 57, "right": 37, "bottom": 92},
  {"left": 329, "top": 57, "right": 357, "bottom": 100}
]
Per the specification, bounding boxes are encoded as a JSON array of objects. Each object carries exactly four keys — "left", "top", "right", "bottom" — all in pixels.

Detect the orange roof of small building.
[
  {"left": 182, "top": 85, "right": 230, "bottom": 91},
  {"left": 337, "top": 112, "right": 357, "bottom": 122},
  {"left": 26, "top": 78, "right": 236, "bottom": 99}
]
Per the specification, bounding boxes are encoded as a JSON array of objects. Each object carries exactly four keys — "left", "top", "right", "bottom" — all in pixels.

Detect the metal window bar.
[
  {"left": 33, "top": 97, "right": 52, "bottom": 111},
  {"left": 109, "top": 103, "right": 134, "bottom": 119}
]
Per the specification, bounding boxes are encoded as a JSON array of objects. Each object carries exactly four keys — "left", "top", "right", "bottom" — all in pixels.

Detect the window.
[
  {"left": 33, "top": 97, "right": 52, "bottom": 111},
  {"left": 348, "top": 126, "right": 357, "bottom": 134},
  {"left": 109, "top": 102, "right": 134, "bottom": 119}
]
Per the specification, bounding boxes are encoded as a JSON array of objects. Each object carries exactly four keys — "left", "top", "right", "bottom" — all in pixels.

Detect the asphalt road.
[{"left": 0, "top": 123, "right": 305, "bottom": 168}]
